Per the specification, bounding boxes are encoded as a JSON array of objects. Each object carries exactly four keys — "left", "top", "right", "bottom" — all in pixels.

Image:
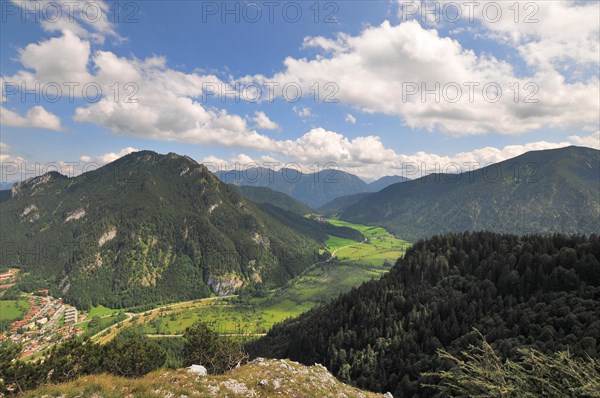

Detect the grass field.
[
  {"left": 325, "top": 219, "right": 411, "bottom": 266},
  {"left": 87, "top": 305, "right": 120, "bottom": 318},
  {"left": 0, "top": 299, "right": 30, "bottom": 321}
]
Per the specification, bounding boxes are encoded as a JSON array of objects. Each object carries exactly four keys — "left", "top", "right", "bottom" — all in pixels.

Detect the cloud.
[
  {"left": 252, "top": 111, "right": 279, "bottom": 130},
  {"left": 0, "top": 106, "right": 62, "bottom": 131},
  {"left": 345, "top": 113, "right": 357, "bottom": 124},
  {"left": 465, "top": 0, "right": 599, "bottom": 72},
  {"left": 568, "top": 131, "right": 600, "bottom": 150},
  {"left": 245, "top": 19, "right": 599, "bottom": 136},
  {"left": 293, "top": 106, "right": 312, "bottom": 118},
  {"left": 2, "top": 31, "right": 277, "bottom": 149},
  {"left": 11, "top": 0, "right": 121, "bottom": 44},
  {"left": 80, "top": 147, "right": 140, "bottom": 165}
]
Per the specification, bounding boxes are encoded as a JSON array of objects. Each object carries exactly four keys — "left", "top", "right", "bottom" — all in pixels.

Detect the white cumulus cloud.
[
  {"left": 252, "top": 111, "right": 279, "bottom": 130},
  {"left": 1, "top": 106, "right": 62, "bottom": 131}
]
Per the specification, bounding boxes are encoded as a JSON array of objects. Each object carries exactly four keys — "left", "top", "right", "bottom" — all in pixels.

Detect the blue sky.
[{"left": 1, "top": 0, "right": 598, "bottom": 181}]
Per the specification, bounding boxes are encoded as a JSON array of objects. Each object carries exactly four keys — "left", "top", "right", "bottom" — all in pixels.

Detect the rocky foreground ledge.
[{"left": 27, "top": 358, "right": 391, "bottom": 398}]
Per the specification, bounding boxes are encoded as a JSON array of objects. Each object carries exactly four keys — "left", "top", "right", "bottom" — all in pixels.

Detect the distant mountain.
[
  {"left": 318, "top": 192, "right": 373, "bottom": 216},
  {"left": 0, "top": 189, "right": 10, "bottom": 203},
  {"left": 0, "top": 151, "right": 328, "bottom": 309},
  {"left": 0, "top": 181, "right": 17, "bottom": 190},
  {"left": 339, "top": 146, "right": 600, "bottom": 241},
  {"left": 367, "top": 175, "right": 411, "bottom": 192},
  {"left": 317, "top": 175, "right": 411, "bottom": 216},
  {"left": 216, "top": 167, "right": 369, "bottom": 208},
  {"left": 236, "top": 186, "right": 312, "bottom": 215}
]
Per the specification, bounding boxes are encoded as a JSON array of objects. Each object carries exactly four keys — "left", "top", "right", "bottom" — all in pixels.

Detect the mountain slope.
[
  {"left": 236, "top": 185, "right": 313, "bottom": 215},
  {"left": 318, "top": 192, "right": 373, "bottom": 216},
  {"left": 24, "top": 358, "right": 387, "bottom": 398},
  {"left": 0, "top": 151, "right": 321, "bottom": 309},
  {"left": 367, "top": 175, "right": 411, "bottom": 192},
  {"left": 341, "top": 146, "right": 600, "bottom": 241},
  {"left": 249, "top": 232, "right": 600, "bottom": 397},
  {"left": 216, "top": 167, "right": 369, "bottom": 208}
]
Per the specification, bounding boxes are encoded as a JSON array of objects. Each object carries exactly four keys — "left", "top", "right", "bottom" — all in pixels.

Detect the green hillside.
[
  {"left": 237, "top": 185, "right": 313, "bottom": 214},
  {"left": 318, "top": 192, "right": 373, "bottom": 216},
  {"left": 249, "top": 232, "right": 600, "bottom": 397},
  {"left": 339, "top": 146, "right": 600, "bottom": 241},
  {"left": 0, "top": 151, "right": 322, "bottom": 309}
]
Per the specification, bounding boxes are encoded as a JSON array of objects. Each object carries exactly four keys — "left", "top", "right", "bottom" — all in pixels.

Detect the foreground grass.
[{"left": 24, "top": 358, "right": 386, "bottom": 398}]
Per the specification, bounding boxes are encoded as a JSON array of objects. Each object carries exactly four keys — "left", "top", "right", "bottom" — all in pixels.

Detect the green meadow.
[
  {"left": 86, "top": 305, "right": 121, "bottom": 318},
  {"left": 0, "top": 299, "right": 30, "bottom": 321},
  {"left": 325, "top": 219, "right": 411, "bottom": 266}
]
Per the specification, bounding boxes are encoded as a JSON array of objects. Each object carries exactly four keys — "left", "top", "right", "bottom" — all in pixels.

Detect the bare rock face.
[
  {"left": 65, "top": 208, "right": 86, "bottom": 222},
  {"left": 207, "top": 274, "right": 244, "bottom": 296},
  {"left": 98, "top": 227, "right": 117, "bottom": 247},
  {"left": 20, "top": 204, "right": 39, "bottom": 222}
]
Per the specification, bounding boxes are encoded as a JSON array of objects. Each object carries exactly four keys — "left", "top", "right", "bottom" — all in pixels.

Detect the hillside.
[
  {"left": 216, "top": 167, "right": 369, "bottom": 208},
  {"left": 318, "top": 192, "right": 373, "bottom": 216},
  {"left": 249, "top": 232, "right": 600, "bottom": 397},
  {"left": 24, "top": 358, "right": 387, "bottom": 398},
  {"left": 367, "top": 175, "right": 411, "bottom": 192},
  {"left": 237, "top": 185, "right": 312, "bottom": 215},
  {"left": 0, "top": 151, "right": 323, "bottom": 309},
  {"left": 340, "top": 146, "right": 600, "bottom": 241}
]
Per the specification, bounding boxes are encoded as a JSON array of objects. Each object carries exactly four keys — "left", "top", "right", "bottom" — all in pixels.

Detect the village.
[{"left": 0, "top": 289, "right": 85, "bottom": 358}]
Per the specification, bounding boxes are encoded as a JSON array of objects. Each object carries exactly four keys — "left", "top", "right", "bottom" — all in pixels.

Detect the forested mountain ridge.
[
  {"left": 249, "top": 232, "right": 600, "bottom": 397},
  {"left": 0, "top": 151, "right": 325, "bottom": 309},
  {"left": 216, "top": 167, "right": 369, "bottom": 208},
  {"left": 339, "top": 146, "right": 600, "bottom": 241},
  {"left": 367, "top": 175, "right": 411, "bottom": 192},
  {"left": 236, "top": 185, "right": 313, "bottom": 215}
]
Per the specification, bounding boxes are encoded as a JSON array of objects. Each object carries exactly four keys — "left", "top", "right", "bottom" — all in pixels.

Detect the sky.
[{"left": 1, "top": 0, "right": 599, "bottom": 182}]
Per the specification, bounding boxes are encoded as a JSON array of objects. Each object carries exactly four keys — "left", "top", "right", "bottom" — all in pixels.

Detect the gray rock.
[
  {"left": 186, "top": 364, "right": 207, "bottom": 375},
  {"left": 384, "top": 393, "right": 394, "bottom": 398},
  {"left": 258, "top": 379, "right": 269, "bottom": 387}
]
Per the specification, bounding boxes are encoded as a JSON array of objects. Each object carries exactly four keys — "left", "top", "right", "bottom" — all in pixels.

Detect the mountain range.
[
  {"left": 216, "top": 168, "right": 408, "bottom": 208},
  {"left": 329, "top": 146, "right": 600, "bottom": 241}
]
